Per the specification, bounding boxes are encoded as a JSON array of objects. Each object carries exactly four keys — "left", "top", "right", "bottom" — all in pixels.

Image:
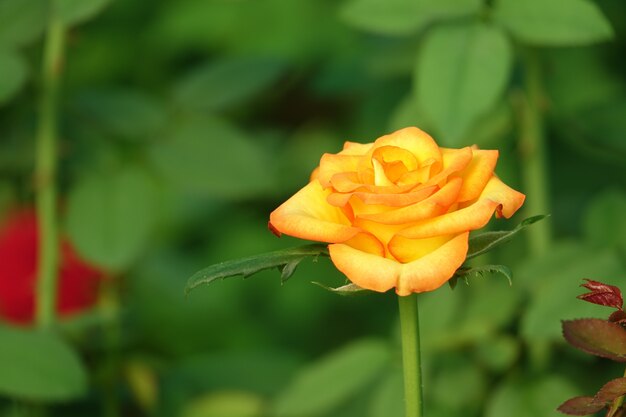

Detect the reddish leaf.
[
  {"left": 562, "top": 319, "right": 626, "bottom": 362},
  {"left": 577, "top": 279, "right": 623, "bottom": 310},
  {"left": 610, "top": 311, "right": 626, "bottom": 325},
  {"left": 594, "top": 377, "right": 626, "bottom": 404},
  {"left": 557, "top": 396, "right": 604, "bottom": 415}
]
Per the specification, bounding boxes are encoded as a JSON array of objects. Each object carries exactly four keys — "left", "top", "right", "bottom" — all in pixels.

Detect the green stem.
[
  {"left": 398, "top": 294, "right": 423, "bottom": 417},
  {"left": 607, "top": 367, "right": 626, "bottom": 417},
  {"left": 35, "top": 2, "right": 65, "bottom": 329},
  {"left": 519, "top": 48, "right": 551, "bottom": 256}
]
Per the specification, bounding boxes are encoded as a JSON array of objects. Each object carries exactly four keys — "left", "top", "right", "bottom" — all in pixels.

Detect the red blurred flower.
[{"left": 0, "top": 209, "right": 104, "bottom": 325}]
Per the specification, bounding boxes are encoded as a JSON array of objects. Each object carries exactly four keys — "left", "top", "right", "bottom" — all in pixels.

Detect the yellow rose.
[{"left": 269, "top": 127, "right": 525, "bottom": 296}]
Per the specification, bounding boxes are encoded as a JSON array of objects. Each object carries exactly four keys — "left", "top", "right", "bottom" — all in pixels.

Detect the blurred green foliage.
[{"left": 0, "top": 0, "right": 625, "bottom": 416}]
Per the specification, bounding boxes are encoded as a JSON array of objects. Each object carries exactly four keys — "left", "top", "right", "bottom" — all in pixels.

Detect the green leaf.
[
  {"left": 271, "top": 339, "right": 390, "bottom": 417},
  {"left": 562, "top": 319, "right": 626, "bottom": 362},
  {"left": 71, "top": 89, "right": 168, "bottom": 141},
  {"left": 466, "top": 215, "right": 548, "bottom": 260},
  {"left": 584, "top": 189, "right": 626, "bottom": 250},
  {"left": 312, "top": 282, "right": 368, "bottom": 296},
  {"left": 0, "top": 49, "right": 27, "bottom": 105},
  {"left": 0, "top": 0, "right": 46, "bottom": 48},
  {"left": 521, "top": 243, "right": 625, "bottom": 341},
  {"left": 173, "top": 56, "right": 286, "bottom": 112},
  {"left": 0, "top": 326, "right": 87, "bottom": 401},
  {"left": 181, "top": 391, "right": 265, "bottom": 417},
  {"left": 368, "top": 371, "right": 403, "bottom": 417},
  {"left": 186, "top": 244, "right": 329, "bottom": 295},
  {"left": 339, "top": 0, "right": 481, "bottom": 37},
  {"left": 493, "top": 0, "right": 613, "bottom": 46},
  {"left": 415, "top": 22, "right": 512, "bottom": 145},
  {"left": 65, "top": 165, "right": 159, "bottom": 271},
  {"left": 58, "top": 0, "right": 112, "bottom": 26},
  {"left": 148, "top": 117, "right": 274, "bottom": 199},
  {"left": 450, "top": 265, "right": 513, "bottom": 290},
  {"left": 486, "top": 375, "right": 580, "bottom": 417}
]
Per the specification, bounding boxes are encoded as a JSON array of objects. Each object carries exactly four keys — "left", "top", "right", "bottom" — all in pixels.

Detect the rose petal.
[
  {"left": 328, "top": 232, "right": 469, "bottom": 295},
  {"left": 420, "top": 147, "right": 473, "bottom": 188},
  {"left": 357, "top": 178, "right": 462, "bottom": 225},
  {"left": 370, "top": 127, "right": 442, "bottom": 167},
  {"left": 326, "top": 185, "right": 438, "bottom": 209},
  {"left": 399, "top": 176, "right": 525, "bottom": 239},
  {"left": 388, "top": 234, "right": 455, "bottom": 263},
  {"left": 396, "top": 232, "right": 469, "bottom": 295},
  {"left": 455, "top": 149, "right": 498, "bottom": 202},
  {"left": 269, "top": 180, "right": 361, "bottom": 243},
  {"left": 328, "top": 243, "right": 400, "bottom": 293},
  {"left": 340, "top": 141, "right": 373, "bottom": 156},
  {"left": 318, "top": 154, "right": 363, "bottom": 188},
  {"left": 343, "top": 232, "right": 385, "bottom": 257}
]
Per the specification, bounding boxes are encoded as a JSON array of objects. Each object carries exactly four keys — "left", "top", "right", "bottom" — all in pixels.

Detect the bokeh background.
[{"left": 0, "top": 0, "right": 625, "bottom": 416}]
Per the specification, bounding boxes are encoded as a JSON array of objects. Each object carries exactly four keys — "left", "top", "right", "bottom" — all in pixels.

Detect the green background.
[{"left": 0, "top": 0, "right": 625, "bottom": 416}]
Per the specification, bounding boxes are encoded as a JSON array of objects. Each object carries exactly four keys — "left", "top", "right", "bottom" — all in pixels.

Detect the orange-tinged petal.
[
  {"left": 330, "top": 172, "right": 365, "bottom": 193},
  {"left": 399, "top": 176, "right": 525, "bottom": 239},
  {"left": 420, "top": 147, "right": 473, "bottom": 188},
  {"left": 269, "top": 180, "right": 361, "bottom": 243},
  {"left": 340, "top": 141, "right": 374, "bottom": 156},
  {"left": 357, "top": 178, "right": 462, "bottom": 225},
  {"left": 328, "top": 244, "right": 400, "bottom": 293},
  {"left": 372, "top": 159, "right": 394, "bottom": 186},
  {"left": 317, "top": 154, "right": 363, "bottom": 188},
  {"left": 388, "top": 234, "right": 455, "bottom": 263},
  {"left": 343, "top": 232, "right": 385, "bottom": 257},
  {"left": 372, "top": 146, "right": 419, "bottom": 171},
  {"left": 354, "top": 185, "right": 438, "bottom": 207},
  {"left": 310, "top": 166, "right": 320, "bottom": 182},
  {"left": 396, "top": 232, "right": 469, "bottom": 295},
  {"left": 371, "top": 127, "right": 442, "bottom": 167},
  {"left": 455, "top": 149, "right": 498, "bottom": 202}
]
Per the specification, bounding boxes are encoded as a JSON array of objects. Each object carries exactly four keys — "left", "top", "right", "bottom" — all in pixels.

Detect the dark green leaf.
[
  {"left": 271, "top": 339, "right": 390, "bottom": 417},
  {"left": 148, "top": 117, "right": 274, "bottom": 199},
  {"left": 0, "top": 49, "right": 27, "bottom": 105},
  {"left": 0, "top": 326, "right": 87, "bottom": 401},
  {"left": 584, "top": 189, "right": 626, "bottom": 250},
  {"left": 58, "top": 0, "right": 112, "bottom": 26},
  {"left": 453, "top": 265, "right": 513, "bottom": 286},
  {"left": 312, "top": 282, "right": 368, "bottom": 296},
  {"left": 562, "top": 319, "right": 626, "bottom": 362},
  {"left": 174, "top": 56, "right": 286, "bottom": 112},
  {"left": 486, "top": 375, "right": 579, "bottom": 417},
  {"left": 466, "top": 214, "right": 548, "bottom": 260},
  {"left": 339, "top": 0, "right": 481, "bottom": 37},
  {"left": 0, "top": 0, "right": 46, "bottom": 48},
  {"left": 65, "top": 165, "right": 159, "bottom": 271},
  {"left": 416, "top": 22, "right": 512, "bottom": 145},
  {"left": 71, "top": 89, "right": 168, "bottom": 141},
  {"left": 557, "top": 396, "right": 604, "bottom": 415},
  {"left": 185, "top": 244, "right": 329, "bottom": 295},
  {"left": 493, "top": 0, "right": 613, "bottom": 46}
]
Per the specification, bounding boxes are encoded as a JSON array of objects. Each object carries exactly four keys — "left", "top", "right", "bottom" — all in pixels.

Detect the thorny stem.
[{"left": 398, "top": 294, "right": 423, "bottom": 417}]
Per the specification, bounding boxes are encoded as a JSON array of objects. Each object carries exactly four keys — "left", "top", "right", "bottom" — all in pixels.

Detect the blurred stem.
[
  {"left": 519, "top": 48, "right": 551, "bottom": 256},
  {"left": 398, "top": 294, "right": 423, "bottom": 417},
  {"left": 35, "top": 1, "right": 65, "bottom": 330},
  {"left": 607, "top": 367, "right": 626, "bottom": 417}
]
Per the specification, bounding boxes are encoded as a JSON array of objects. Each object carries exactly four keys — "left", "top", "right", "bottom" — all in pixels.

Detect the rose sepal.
[
  {"left": 185, "top": 244, "right": 329, "bottom": 295},
  {"left": 448, "top": 264, "right": 513, "bottom": 290},
  {"left": 465, "top": 214, "right": 548, "bottom": 261}
]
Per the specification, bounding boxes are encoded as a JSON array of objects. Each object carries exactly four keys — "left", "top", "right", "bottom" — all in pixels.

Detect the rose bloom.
[
  {"left": 269, "top": 127, "right": 525, "bottom": 295},
  {"left": 0, "top": 209, "right": 104, "bottom": 325}
]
